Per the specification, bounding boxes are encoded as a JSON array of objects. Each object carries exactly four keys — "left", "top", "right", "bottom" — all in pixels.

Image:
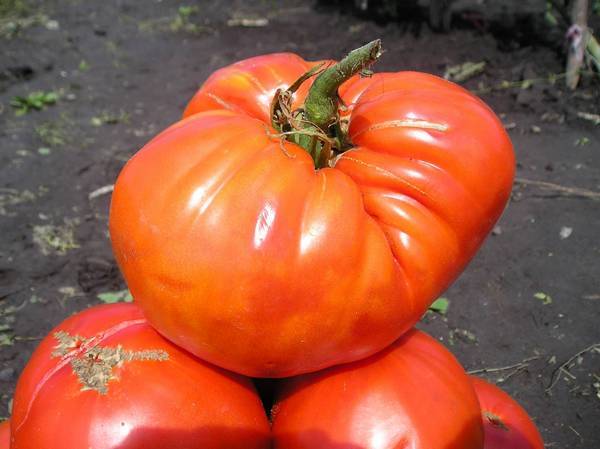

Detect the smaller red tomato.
[
  {"left": 10, "top": 303, "right": 270, "bottom": 449},
  {"left": 272, "top": 329, "right": 483, "bottom": 449},
  {"left": 471, "top": 376, "right": 544, "bottom": 449},
  {"left": 0, "top": 420, "right": 9, "bottom": 449}
]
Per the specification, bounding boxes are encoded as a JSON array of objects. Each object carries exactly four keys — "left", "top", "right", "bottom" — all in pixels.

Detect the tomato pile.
[{"left": 4, "top": 41, "right": 544, "bottom": 448}]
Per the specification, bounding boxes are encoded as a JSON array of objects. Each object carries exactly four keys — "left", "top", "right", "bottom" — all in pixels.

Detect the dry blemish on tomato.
[
  {"left": 52, "top": 330, "right": 169, "bottom": 394},
  {"left": 483, "top": 411, "right": 509, "bottom": 431}
]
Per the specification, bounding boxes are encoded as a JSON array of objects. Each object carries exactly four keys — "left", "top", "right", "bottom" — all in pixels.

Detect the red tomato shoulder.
[
  {"left": 10, "top": 303, "right": 270, "bottom": 449},
  {"left": 471, "top": 376, "right": 544, "bottom": 449}
]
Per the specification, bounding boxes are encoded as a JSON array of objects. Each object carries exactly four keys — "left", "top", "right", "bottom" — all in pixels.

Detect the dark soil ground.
[{"left": 1, "top": 0, "right": 599, "bottom": 447}]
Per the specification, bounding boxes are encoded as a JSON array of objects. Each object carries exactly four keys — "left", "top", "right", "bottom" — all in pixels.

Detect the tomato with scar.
[
  {"left": 110, "top": 40, "right": 515, "bottom": 377},
  {"left": 9, "top": 303, "right": 270, "bottom": 449},
  {"left": 471, "top": 376, "right": 544, "bottom": 449}
]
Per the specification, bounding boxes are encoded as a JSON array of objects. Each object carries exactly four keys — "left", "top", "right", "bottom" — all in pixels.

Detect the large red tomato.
[
  {"left": 271, "top": 329, "right": 484, "bottom": 449},
  {"left": 471, "top": 376, "right": 544, "bottom": 449},
  {"left": 0, "top": 420, "right": 9, "bottom": 449},
  {"left": 109, "top": 44, "right": 514, "bottom": 377},
  {"left": 10, "top": 303, "right": 270, "bottom": 449}
]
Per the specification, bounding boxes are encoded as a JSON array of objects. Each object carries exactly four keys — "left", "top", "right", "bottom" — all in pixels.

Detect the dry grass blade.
[
  {"left": 515, "top": 178, "right": 600, "bottom": 200},
  {"left": 546, "top": 343, "right": 600, "bottom": 392},
  {"left": 468, "top": 356, "right": 541, "bottom": 375}
]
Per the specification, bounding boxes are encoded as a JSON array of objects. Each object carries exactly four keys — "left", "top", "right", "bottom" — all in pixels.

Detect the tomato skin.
[
  {"left": 271, "top": 329, "right": 484, "bottom": 449},
  {"left": 0, "top": 420, "right": 9, "bottom": 449},
  {"left": 110, "top": 52, "right": 514, "bottom": 377},
  {"left": 471, "top": 376, "right": 544, "bottom": 449},
  {"left": 183, "top": 53, "right": 326, "bottom": 123},
  {"left": 10, "top": 303, "right": 270, "bottom": 449}
]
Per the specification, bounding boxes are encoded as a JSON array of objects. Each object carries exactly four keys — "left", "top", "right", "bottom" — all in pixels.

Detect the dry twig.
[
  {"left": 577, "top": 111, "right": 600, "bottom": 125},
  {"left": 88, "top": 184, "right": 114, "bottom": 200},
  {"left": 468, "top": 356, "right": 541, "bottom": 375},
  {"left": 515, "top": 177, "right": 600, "bottom": 200},
  {"left": 546, "top": 343, "right": 600, "bottom": 392}
]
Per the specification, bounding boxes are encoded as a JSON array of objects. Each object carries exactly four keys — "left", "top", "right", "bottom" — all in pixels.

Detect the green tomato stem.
[
  {"left": 304, "top": 39, "right": 382, "bottom": 131},
  {"left": 272, "top": 40, "right": 382, "bottom": 169}
]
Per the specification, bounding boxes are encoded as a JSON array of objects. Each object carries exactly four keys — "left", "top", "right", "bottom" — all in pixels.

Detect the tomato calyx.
[{"left": 270, "top": 39, "right": 382, "bottom": 169}]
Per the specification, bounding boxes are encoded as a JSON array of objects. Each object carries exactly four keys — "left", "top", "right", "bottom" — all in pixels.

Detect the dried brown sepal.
[{"left": 270, "top": 62, "right": 327, "bottom": 133}]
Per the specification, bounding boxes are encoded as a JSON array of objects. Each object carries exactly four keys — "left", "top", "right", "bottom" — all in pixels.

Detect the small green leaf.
[
  {"left": 0, "top": 334, "right": 14, "bottom": 346},
  {"left": 429, "top": 297, "right": 450, "bottom": 315},
  {"left": 533, "top": 292, "right": 552, "bottom": 305},
  {"left": 10, "top": 90, "right": 59, "bottom": 115},
  {"left": 90, "top": 117, "right": 103, "bottom": 127},
  {"left": 42, "top": 91, "right": 58, "bottom": 103},
  {"left": 545, "top": 10, "right": 558, "bottom": 26},
  {"left": 521, "top": 79, "right": 533, "bottom": 89},
  {"left": 97, "top": 289, "right": 133, "bottom": 304},
  {"left": 10, "top": 96, "right": 26, "bottom": 107},
  {"left": 178, "top": 5, "right": 197, "bottom": 18}
]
